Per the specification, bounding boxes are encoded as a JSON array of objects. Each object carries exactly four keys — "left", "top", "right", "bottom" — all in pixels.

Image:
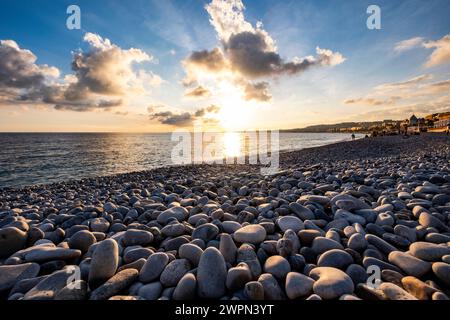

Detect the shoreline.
[
  {"left": 0, "top": 133, "right": 449, "bottom": 301},
  {"left": 0, "top": 132, "right": 360, "bottom": 191},
  {"left": 0, "top": 133, "right": 445, "bottom": 191}
]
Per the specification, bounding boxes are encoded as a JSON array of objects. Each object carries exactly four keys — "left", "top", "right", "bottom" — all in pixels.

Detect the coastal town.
[{"left": 290, "top": 111, "right": 450, "bottom": 135}]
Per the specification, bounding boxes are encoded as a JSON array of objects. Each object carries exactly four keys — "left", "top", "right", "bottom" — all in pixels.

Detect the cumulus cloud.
[
  {"left": 149, "top": 104, "right": 220, "bottom": 127},
  {"left": 243, "top": 81, "right": 272, "bottom": 102},
  {"left": 0, "top": 40, "right": 60, "bottom": 104},
  {"left": 423, "top": 34, "right": 450, "bottom": 67},
  {"left": 394, "top": 37, "right": 424, "bottom": 53},
  {"left": 185, "top": 86, "right": 211, "bottom": 98},
  {"left": 183, "top": 0, "right": 345, "bottom": 101},
  {"left": 61, "top": 33, "right": 154, "bottom": 109},
  {"left": 0, "top": 33, "right": 161, "bottom": 112}
]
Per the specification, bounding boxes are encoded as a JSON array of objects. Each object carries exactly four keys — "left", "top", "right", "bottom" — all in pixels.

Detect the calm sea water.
[{"left": 0, "top": 132, "right": 360, "bottom": 188}]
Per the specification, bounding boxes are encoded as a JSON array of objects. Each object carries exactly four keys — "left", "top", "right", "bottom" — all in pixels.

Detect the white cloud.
[
  {"left": 0, "top": 33, "right": 162, "bottom": 112},
  {"left": 394, "top": 37, "right": 424, "bottom": 53},
  {"left": 423, "top": 34, "right": 450, "bottom": 67},
  {"left": 183, "top": 0, "right": 345, "bottom": 102}
]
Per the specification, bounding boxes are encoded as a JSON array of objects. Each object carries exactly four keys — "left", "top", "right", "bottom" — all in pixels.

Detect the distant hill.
[
  {"left": 282, "top": 121, "right": 383, "bottom": 133},
  {"left": 283, "top": 111, "right": 450, "bottom": 133}
]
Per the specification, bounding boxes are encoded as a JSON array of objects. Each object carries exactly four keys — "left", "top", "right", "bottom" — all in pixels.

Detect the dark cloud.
[
  {"left": 0, "top": 34, "right": 159, "bottom": 112},
  {"left": 243, "top": 81, "right": 272, "bottom": 102},
  {"left": 54, "top": 99, "right": 123, "bottom": 112},
  {"left": 185, "top": 48, "right": 227, "bottom": 73},
  {"left": 224, "top": 31, "right": 331, "bottom": 78},
  {"left": 149, "top": 104, "right": 220, "bottom": 127},
  {"left": 225, "top": 31, "right": 344, "bottom": 78},
  {"left": 182, "top": 0, "right": 345, "bottom": 102},
  {"left": 0, "top": 40, "right": 58, "bottom": 90},
  {"left": 185, "top": 86, "right": 211, "bottom": 98},
  {"left": 151, "top": 111, "right": 193, "bottom": 126},
  {"left": 0, "top": 40, "right": 60, "bottom": 106}
]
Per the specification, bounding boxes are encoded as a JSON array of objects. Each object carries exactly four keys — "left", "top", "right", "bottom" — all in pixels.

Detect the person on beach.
[{"left": 351, "top": 133, "right": 355, "bottom": 140}]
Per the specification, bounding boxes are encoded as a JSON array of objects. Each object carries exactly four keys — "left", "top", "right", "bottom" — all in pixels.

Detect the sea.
[{"left": 0, "top": 132, "right": 362, "bottom": 188}]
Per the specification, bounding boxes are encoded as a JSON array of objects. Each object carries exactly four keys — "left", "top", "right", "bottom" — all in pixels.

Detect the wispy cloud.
[
  {"left": 423, "top": 34, "right": 450, "bottom": 67},
  {"left": 394, "top": 37, "right": 424, "bottom": 53},
  {"left": 374, "top": 74, "right": 433, "bottom": 91},
  {"left": 344, "top": 73, "right": 450, "bottom": 108}
]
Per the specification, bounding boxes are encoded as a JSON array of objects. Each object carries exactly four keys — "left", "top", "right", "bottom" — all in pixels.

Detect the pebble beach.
[{"left": 1, "top": 134, "right": 450, "bottom": 301}]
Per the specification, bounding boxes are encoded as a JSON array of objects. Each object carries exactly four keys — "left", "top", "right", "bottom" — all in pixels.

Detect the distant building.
[
  {"left": 409, "top": 114, "right": 418, "bottom": 126},
  {"left": 435, "top": 118, "right": 450, "bottom": 129}
]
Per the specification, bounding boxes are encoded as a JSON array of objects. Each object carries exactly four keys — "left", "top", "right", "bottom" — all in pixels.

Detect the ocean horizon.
[{"left": 0, "top": 132, "right": 361, "bottom": 188}]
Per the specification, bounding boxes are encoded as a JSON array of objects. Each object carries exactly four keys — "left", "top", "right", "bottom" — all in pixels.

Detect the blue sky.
[{"left": 0, "top": 0, "right": 449, "bottom": 132}]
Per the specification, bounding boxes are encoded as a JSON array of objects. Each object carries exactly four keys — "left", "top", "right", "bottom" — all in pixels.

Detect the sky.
[{"left": 0, "top": 0, "right": 449, "bottom": 132}]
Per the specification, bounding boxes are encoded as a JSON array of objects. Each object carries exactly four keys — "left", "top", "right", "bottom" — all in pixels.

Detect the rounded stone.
[
  {"left": 311, "top": 237, "right": 344, "bottom": 255},
  {"left": 258, "top": 273, "right": 285, "bottom": 300},
  {"left": 160, "top": 259, "right": 191, "bottom": 287},
  {"left": 55, "top": 280, "right": 88, "bottom": 300},
  {"left": 122, "top": 229, "right": 153, "bottom": 247},
  {"left": 23, "top": 247, "right": 81, "bottom": 263},
  {"left": 179, "top": 243, "right": 203, "bottom": 267},
  {"left": 388, "top": 251, "right": 431, "bottom": 277},
  {"left": 157, "top": 206, "right": 188, "bottom": 225},
  {"left": 346, "top": 264, "right": 368, "bottom": 285},
  {"left": 123, "top": 247, "right": 153, "bottom": 264},
  {"left": 432, "top": 262, "right": 450, "bottom": 286},
  {"left": 0, "top": 227, "right": 28, "bottom": 258},
  {"left": 173, "top": 273, "right": 197, "bottom": 300},
  {"left": 310, "top": 267, "right": 355, "bottom": 300},
  {"left": 263, "top": 255, "right": 291, "bottom": 280},
  {"left": 317, "top": 249, "right": 353, "bottom": 269},
  {"left": 88, "top": 239, "right": 119, "bottom": 288},
  {"left": 375, "top": 213, "right": 394, "bottom": 227},
  {"left": 401, "top": 276, "right": 438, "bottom": 300},
  {"left": 277, "top": 216, "right": 304, "bottom": 233},
  {"left": 233, "top": 225, "right": 267, "bottom": 244},
  {"left": 410, "top": 242, "right": 450, "bottom": 261},
  {"left": 138, "top": 282, "right": 163, "bottom": 300},
  {"left": 347, "top": 233, "right": 367, "bottom": 252},
  {"left": 23, "top": 269, "right": 73, "bottom": 300},
  {"left": 139, "top": 252, "right": 169, "bottom": 283},
  {"left": 192, "top": 223, "right": 219, "bottom": 242},
  {"left": 219, "top": 233, "right": 237, "bottom": 265},
  {"left": 0, "top": 263, "right": 40, "bottom": 293},
  {"left": 244, "top": 281, "right": 265, "bottom": 300},
  {"left": 289, "top": 202, "right": 316, "bottom": 220},
  {"left": 285, "top": 272, "right": 314, "bottom": 299},
  {"left": 226, "top": 262, "right": 252, "bottom": 291},
  {"left": 419, "top": 212, "right": 447, "bottom": 231},
  {"left": 90, "top": 269, "right": 139, "bottom": 300},
  {"left": 197, "top": 247, "right": 227, "bottom": 298},
  {"left": 379, "top": 282, "right": 418, "bottom": 300},
  {"left": 161, "top": 223, "right": 186, "bottom": 237},
  {"left": 68, "top": 230, "right": 97, "bottom": 252}
]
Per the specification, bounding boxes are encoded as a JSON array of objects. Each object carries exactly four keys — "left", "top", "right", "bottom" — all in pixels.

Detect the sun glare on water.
[
  {"left": 216, "top": 82, "right": 254, "bottom": 131},
  {"left": 223, "top": 131, "right": 242, "bottom": 157}
]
